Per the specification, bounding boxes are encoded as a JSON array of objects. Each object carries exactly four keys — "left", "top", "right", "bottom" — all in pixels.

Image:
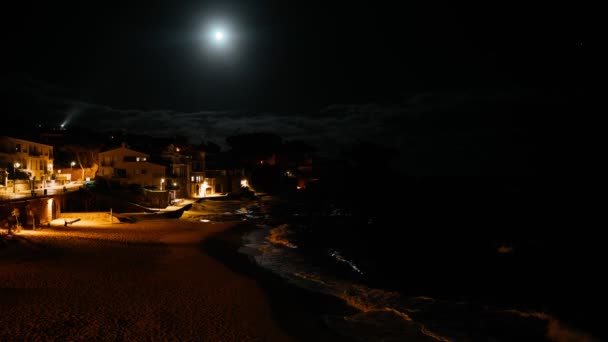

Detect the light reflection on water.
[
  {"left": 244, "top": 223, "right": 598, "bottom": 342},
  {"left": 187, "top": 197, "right": 600, "bottom": 341}
]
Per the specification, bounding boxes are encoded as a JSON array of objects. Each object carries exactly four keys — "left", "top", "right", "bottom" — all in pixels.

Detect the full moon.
[{"left": 202, "top": 21, "right": 235, "bottom": 52}]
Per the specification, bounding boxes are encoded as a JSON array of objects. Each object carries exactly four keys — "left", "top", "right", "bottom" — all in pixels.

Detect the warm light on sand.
[
  {"left": 0, "top": 215, "right": 292, "bottom": 341},
  {"left": 15, "top": 229, "right": 52, "bottom": 236}
]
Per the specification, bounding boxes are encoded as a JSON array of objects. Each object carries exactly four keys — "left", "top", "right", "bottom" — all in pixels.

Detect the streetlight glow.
[
  {"left": 70, "top": 161, "right": 75, "bottom": 181},
  {"left": 215, "top": 31, "right": 224, "bottom": 41},
  {"left": 202, "top": 181, "right": 208, "bottom": 197},
  {"left": 13, "top": 162, "right": 20, "bottom": 193}
]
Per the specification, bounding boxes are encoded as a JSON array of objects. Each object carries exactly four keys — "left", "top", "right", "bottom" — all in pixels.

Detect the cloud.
[{"left": 4, "top": 75, "right": 570, "bottom": 176}]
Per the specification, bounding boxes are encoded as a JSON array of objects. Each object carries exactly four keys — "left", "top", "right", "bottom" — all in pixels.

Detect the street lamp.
[
  {"left": 13, "top": 162, "right": 20, "bottom": 193},
  {"left": 160, "top": 178, "right": 165, "bottom": 191},
  {"left": 70, "top": 161, "right": 76, "bottom": 182}
]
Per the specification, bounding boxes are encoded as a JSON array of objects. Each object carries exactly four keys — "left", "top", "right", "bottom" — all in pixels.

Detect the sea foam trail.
[
  {"left": 242, "top": 223, "right": 601, "bottom": 342},
  {"left": 501, "top": 310, "right": 601, "bottom": 342}
]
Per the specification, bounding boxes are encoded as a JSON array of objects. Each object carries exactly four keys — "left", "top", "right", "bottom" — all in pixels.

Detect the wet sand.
[{"left": 0, "top": 218, "right": 352, "bottom": 341}]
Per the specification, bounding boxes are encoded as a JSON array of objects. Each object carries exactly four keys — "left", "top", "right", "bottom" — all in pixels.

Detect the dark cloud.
[{"left": 3, "top": 72, "right": 584, "bottom": 178}]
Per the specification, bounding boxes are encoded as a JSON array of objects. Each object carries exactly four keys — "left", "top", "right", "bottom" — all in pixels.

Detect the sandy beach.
[{"left": 0, "top": 216, "right": 351, "bottom": 341}]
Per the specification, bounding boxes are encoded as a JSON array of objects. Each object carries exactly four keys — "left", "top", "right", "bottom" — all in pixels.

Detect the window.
[
  {"left": 115, "top": 168, "right": 127, "bottom": 178},
  {"left": 192, "top": 162, "right": 202, "bottom": 171}
]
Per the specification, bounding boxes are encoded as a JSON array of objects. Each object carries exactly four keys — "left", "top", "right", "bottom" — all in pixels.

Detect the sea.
[{"left": 191, "top": 190, "right": 603, "bottom": 342}]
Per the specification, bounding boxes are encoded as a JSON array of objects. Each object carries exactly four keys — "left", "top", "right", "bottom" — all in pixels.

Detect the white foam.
[{"left": 240, "top": 223, "right": 600, "bottom": 341}]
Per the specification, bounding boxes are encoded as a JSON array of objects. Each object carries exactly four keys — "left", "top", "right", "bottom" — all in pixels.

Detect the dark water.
[{"left": 200, "top": 188, "right": 604, "bottom": 341}]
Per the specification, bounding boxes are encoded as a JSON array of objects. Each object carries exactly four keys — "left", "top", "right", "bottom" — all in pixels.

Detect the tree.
[
  {"left": 226, "top": 132, "right": 282, "bottom": 165},
  {"left": 343, "top": 141, "right": 400, "bottom": 174},
  {"left": 8, "top": 208, "right": 21, "bottom": 234},
  {"left": 60, "top": 143, "right": 101, "bottom": 180}
]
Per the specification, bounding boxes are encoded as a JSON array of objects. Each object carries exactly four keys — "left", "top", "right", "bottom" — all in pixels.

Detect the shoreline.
[
  {"left": 5, "top": 201, "right": 602, "bottom": 341},
  {"left": 199, "top": 221, "right": 358, "bottom": 341},
  {"left": 195, "top": 202, "right": 606, "bottom": 342}
]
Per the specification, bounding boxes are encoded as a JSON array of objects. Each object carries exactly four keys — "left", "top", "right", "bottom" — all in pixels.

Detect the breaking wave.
[
  {"left": 241, "top": 223, "right": 601, "bottom": 342},
  {"left": 266, "top": 224, "right": 298, "bottom": 249}
]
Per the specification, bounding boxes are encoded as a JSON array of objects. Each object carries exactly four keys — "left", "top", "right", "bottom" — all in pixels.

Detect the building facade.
[
  {"left": 0, "top": 136, "right": 54, "bottom": 184},
  {"left": 98, "top": 144, "right": 165, "bottom": 188},
  {"left": 160, "top": 144, "right": 251, "bottom": 198},
  {"left": 161, "top": 145, "right": 211, "bottom": 198}
]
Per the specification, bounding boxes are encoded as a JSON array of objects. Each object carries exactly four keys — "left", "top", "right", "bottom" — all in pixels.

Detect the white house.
[{"left": 98, "top": 143, "right": 165, "bottom": 187}]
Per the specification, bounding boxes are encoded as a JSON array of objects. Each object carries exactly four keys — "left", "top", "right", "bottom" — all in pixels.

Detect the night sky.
[{"left": 1, "top": 1, "right": 588, "bottom": 172}]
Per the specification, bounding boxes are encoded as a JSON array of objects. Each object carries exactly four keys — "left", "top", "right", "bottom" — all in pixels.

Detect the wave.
[
  {"left": 266, "top": 224, "right": 297, "bottom": 249},
  {"left": 242, "top": 223, "right": 601, "bottom": 342},
  {"left": 502, "top": 310, "right": 600, "bottom": 342}
]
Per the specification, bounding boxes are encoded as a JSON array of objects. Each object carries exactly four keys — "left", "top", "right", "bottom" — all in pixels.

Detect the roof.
[{"left": 99, "top": 145, "right": 149, "bottom": 157}]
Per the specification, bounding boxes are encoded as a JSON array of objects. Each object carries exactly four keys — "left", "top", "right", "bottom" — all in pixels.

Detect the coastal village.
[
  {"left": 0, "top": 126, "right": 315, "bottom": 231},
  {"left": 1, "top": 126, "right": 355, "bottom": 342}
]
